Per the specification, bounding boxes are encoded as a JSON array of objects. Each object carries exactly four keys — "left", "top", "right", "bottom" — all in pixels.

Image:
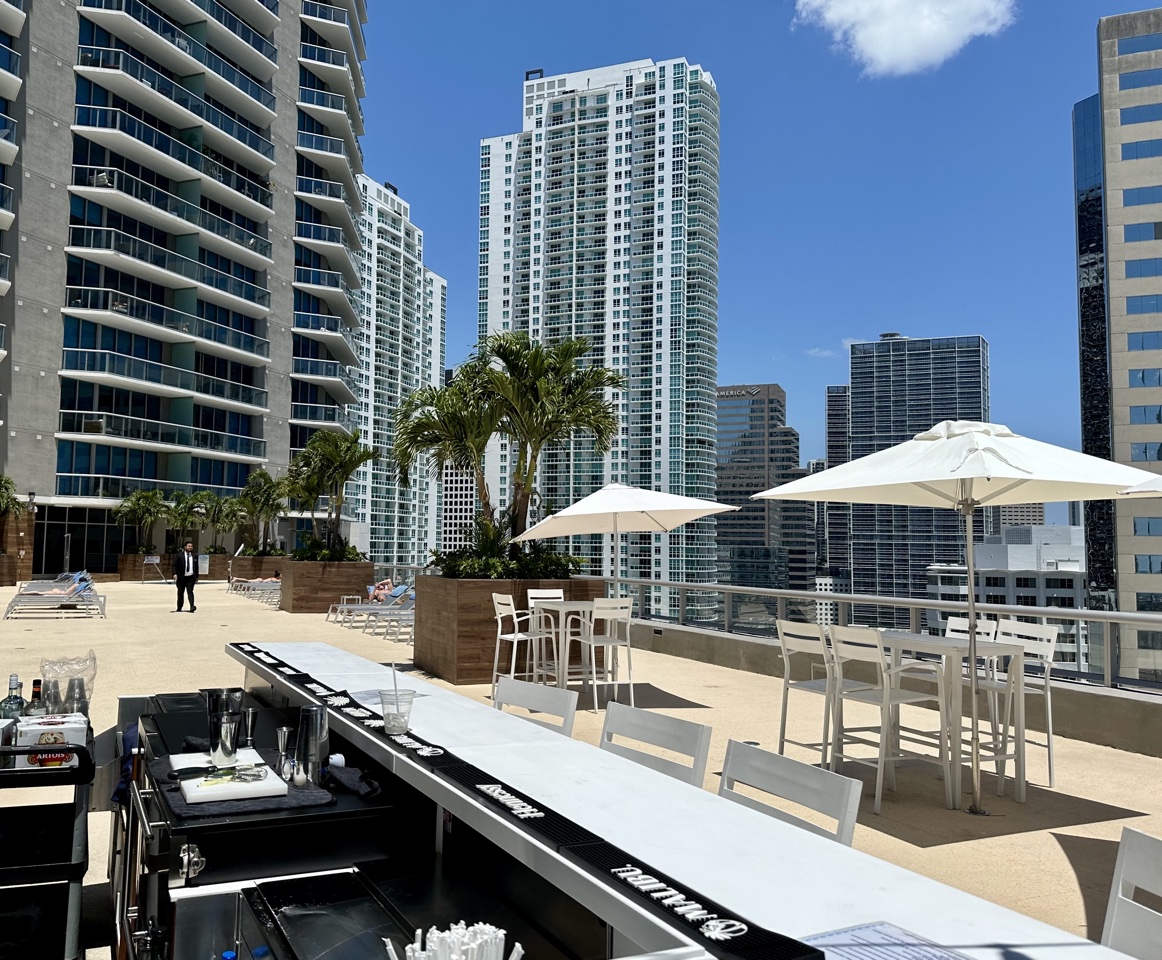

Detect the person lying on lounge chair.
[
  {"left": 369, "top": 578, "right": 396, "bottom": 602},
  {"left": 238, "top": 571, "right": 280, "bottom": 582}
]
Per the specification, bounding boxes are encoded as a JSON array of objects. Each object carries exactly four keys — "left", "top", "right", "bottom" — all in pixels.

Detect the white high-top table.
[{"left": 228, "top": 641, "right": 1126, "bottom": 960}]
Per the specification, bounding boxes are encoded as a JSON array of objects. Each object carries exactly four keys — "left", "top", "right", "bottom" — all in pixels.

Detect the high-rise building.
[
  {"left": 0, "top": 1, "right": 368, "bottom": 573},
  {"left": 438, "top": 367, "right": 480, "bottom": 555},
  {"left": 350, "top": 176, "right": 445, "bottom": 567},
  {"left": 825, "top": 333, "right": 990, "bottom": 627},
  {"left": 478, "top": 59, "right": 720, "bottom": 614},
  {"left": 714, "top": 384, "right": 814, "bottom": 605},
  {"left": 1000, "top": 503, "right": 1046, "bottom": 527},
  {"left": 1076, "top": 10, "right": 1162, "bottom": 683}
]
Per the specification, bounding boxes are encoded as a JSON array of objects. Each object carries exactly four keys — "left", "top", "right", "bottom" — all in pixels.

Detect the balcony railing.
[
  {"left": 0, "top": 111, "right": 16, "bottom": 145},
  {"left": 55, "top": 474, "right": 244, "bottom": 499},
  {"left": 0, "top": 42, "right": 19, "bottom": 76},
  {"left": 69, "top": 226, "right": 271, "bottom": 308},
  {"left": 65, "top": 287, "right": 270, "bottom": 359},
  {"left": 58, "top": 411, "right": 267, "bottom": 458},
  {"left": 72, "top": 107, "right": 272, "bottom": 208},
  {"left": 294, "top": 266, "right": 359, "bottom": 313},
  {"left": 292, "top": 357, "right": 358, "bottom": 395},
  {"left": 188, "top": 0, "right": 277, "bottom": 64},
  {"left": 298, "top": 85, "right": 363, "bottom": 131},
  {"left": 293, "top": 311, "right": 357, "bottom": 351},
  {"left": 289, "top": 402, "right": 355, "bottom": 433},
  {"left": 75, "top": 167, "right": 272, "bottom": 259},
  {"left": 61, "top": 349, "right": 268, "bottom": 408},
  {"left": 78, "top": 0, "right": 275, "bottom": 112},
  {"left": 78, "top": 47, "right": 274, "bottom": 161}
]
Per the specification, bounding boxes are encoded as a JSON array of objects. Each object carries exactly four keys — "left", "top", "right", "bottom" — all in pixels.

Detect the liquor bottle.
[
  {"left": 23, "top": 679, "right": 47, "bottom": 717},
  {"left": 0, "top": 675, "right": 26, "bottom": 719}
]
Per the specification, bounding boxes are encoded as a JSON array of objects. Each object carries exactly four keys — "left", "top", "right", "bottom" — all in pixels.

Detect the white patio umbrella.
[
  {"left": 513, "top": 482, "right": 738, "bottom": 596},
  {"left": 754, "top": 420, "right": 1157, "bottom": 814},
  {"left": 1119, "top": 473, "right": 1162, "bottom": 496}
]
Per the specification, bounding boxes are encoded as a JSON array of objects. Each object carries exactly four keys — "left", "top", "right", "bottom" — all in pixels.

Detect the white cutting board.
[{"left": 170, "top": 749, "right": 289, "bottom": 804}]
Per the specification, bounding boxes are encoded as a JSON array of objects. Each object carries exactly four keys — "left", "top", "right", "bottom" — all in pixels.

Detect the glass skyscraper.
[
  {"left": 478, "top": 59, "right": 720, "bottom": 615},
  {"left": 825, "top": 333, "right": 990, "bottom": 628}
]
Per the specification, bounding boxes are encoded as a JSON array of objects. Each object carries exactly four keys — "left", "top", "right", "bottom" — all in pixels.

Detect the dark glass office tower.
[
  {"left": 714, "top": 383, "right": 814, "bottom": 608},
  {"left": 824, "top": 334, "right": 990, "bottom": 628}
]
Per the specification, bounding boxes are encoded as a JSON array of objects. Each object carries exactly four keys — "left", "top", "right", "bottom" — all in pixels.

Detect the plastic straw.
[{"left": 392, "top": 661, "right": 401, "bottom": 709}]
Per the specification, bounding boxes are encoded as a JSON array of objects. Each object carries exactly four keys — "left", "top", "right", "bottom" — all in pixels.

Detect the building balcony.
[
  {"left": 0, "top": 252, "right": 10, "bottom": 297},
  {"left": 207, "top": 0, "right": 277, "bottom": 35},
  {"left": 301, "top": 0, "right": 366, "bottom": 61},
  {"left": 289, "top": 402, "right": 355, "bottom": 435},
  {"left": 297, "top": 84, "right": 364, "bottom": 138},
  {"left": 76, "top": 46, "right": 275, "bottom": 172},
  {"left": 63, "top": 287, "right": 271, "bottom": 363},
  {"left": 0, "top": 41, "right": 21, "bottom": 101},
  {"left": 296, "top": 129, "right": 362, "bottom": 185},
  {"left": 55, "top": 474, "right": 244, "bottom": 500},
  {"left": 60, "top": 349, "right": 269, "bottom": 413},
  {"left": 298, "top": 41, "right": 363, "bottom": 103},
  {"left": 148, "top": 0, "right": 278, "bottom": 80},
  {"left": 66, "top": 226, "right": 271, "bottom": 317},
  {"left": 0, "top": 322, "right": 6, "bottom": 362},
  {"left": 291, "top": 357, "right": 359, "bottom": 405},
  {"left": 293, "top": 311, "right": 358, "bottom": 367},
  {"left": 57, "top": 411, "right": 267, "bottom": 462},
  {"left": 77, "top": 0, "right": 275, "bottom": 126},
  {"left": 295, "top": 176, "right": 358, "bottom": 241},
  {"left": 295, "top": 221, "right": 359, "bottom": 284},
  {"left": 72, "top": 166, "right": 272, "bottom": 268},
  {"left": 293, "top": 265, "right": 359, "bottom": 324},
  {"left": 0, "top": 182, "right": 12, "bottom": 231},
  {"left": 0, "top": 111, "right": 17, "bottom": 166},
  {"left": 71, "top": 106, "right": 273, "bottom": 221},
  {"left": 0, "top": 0, "right": 25, "bottom": 38}
]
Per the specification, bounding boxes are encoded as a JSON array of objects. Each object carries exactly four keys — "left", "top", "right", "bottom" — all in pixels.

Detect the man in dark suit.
[{"left": 173, "top": 540, "right": 198, "bottom": 613}]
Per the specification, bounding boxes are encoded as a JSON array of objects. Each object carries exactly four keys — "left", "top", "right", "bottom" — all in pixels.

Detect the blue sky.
[{"left": 360, "top": 1, "right": 1136, "bottom": 464}]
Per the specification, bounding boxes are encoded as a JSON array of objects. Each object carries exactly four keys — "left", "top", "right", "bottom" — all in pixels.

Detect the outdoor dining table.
[
  {"left": 880, "top": 630, "right": 1027, "bottom": 808},
  {"left": 530, "top": 598, "right": 596, "bottom": 689}
]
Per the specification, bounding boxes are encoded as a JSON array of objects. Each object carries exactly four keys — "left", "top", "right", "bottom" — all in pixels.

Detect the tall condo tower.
[
  {"left": 351, "top": 176, "right": 446, "bottom": 567},
  {"left": 0, "top": 0, "right": 368, "bottom": 574},
  {"left": 479, "top": 59, "right": 720, "bottom": 614},
  {"left": 1077, "top": 9, "right": 1162, "bottom": 683},
  {"left": 825, "top": 333, "right": 990, "bottom": 628}
]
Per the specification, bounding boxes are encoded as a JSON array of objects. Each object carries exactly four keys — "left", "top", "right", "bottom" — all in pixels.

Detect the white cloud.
[
  {"left": 794, "top": 0, "right": 1016, "bottom": 77},
  {"left": 807, "top": 347, "right": 838, "bottom": 358},
  {"left": 841, "top": 337, "right": 862, "bottom": 348}
]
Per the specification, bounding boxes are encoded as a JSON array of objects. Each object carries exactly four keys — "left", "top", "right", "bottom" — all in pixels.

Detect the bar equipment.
[
  {"left": 293, "top": 706, "right": 327, "bottom": 786},
  {"left": 201, "top": 688, "right": 244, "bottom": 717},
  {"left": 208, "top": 713, "right": 240, "bottom": 767},
  {"left": 240, "top": 707, "right": 259, "bottom": 749},
  {"left": 276, "top": 726, "right": 292, "bottom": 778}
]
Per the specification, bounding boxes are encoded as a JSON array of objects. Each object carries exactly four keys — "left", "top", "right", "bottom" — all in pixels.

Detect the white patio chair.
[
  {"left": 490, "top": 593, "right": 552, "bottom": 702},
  {"left": 717, "top": 739, "right": 861, "bottom": 846},
  {"left": 494, "top": 676, "right": 579, "bottom": 736},
  {"left": 1102, "top": 826, "right": 1162, "bottom": 959},
  {"left": 829, "top": 624, "right": 952, "bottom": 814},
  {"left": 775, "top": 619, "right": 869, "bottom": 768},
  {"left": 992, "top": 619, "right": 1060, "bottom": 787},
  {"left": 599, "top": 701, "right": 711, "bottom": 787},
  {"left": 569, "top": 598, "right": 635, "bottom": 712},
  {"left": 524, "top": 588, "right": 564, "bottom": 685}
]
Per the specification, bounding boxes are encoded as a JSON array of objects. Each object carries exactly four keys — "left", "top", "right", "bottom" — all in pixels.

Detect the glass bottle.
[
  {"left": 23, "top": 679, "right": 47, "bottom": 717},
  {"left": 0, "top": 675, "right": 26, "bottom": 719}
]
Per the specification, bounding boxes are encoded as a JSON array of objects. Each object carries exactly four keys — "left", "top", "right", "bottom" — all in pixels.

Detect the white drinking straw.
[{"left": 392, "top": 661, "right": 402, "bottom": 711}]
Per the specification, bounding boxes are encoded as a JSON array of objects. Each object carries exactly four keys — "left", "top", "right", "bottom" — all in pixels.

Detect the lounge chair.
[{"left": 5, "top": 572, "right": 106, "bottom": 619}]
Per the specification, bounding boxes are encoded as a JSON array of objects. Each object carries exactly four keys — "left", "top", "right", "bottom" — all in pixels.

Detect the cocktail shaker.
[
  {"left": 208, "top": 712, "right": 241, "bottom": 767},
  {"left": 201, "top": 687, "right": 244, "bottom": 717},
  {"left": 293, "top": 705, "right": 328, "bottom": 785}
]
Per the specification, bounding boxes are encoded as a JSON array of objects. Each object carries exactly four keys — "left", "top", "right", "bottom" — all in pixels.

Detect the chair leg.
[
  {"left": 490, "top": 635, "right": 504, "bottom": 702},
  {"left": 778, "top": 675, "right": 790, "bottom": 756},
  {"left": 874, "top": 701, "right": 890, "bottom": 815},
  {"left": 624, "top": 641, "right": 635, "bottom": 708},
  {"left": 1045, "top": 685, "right": 1055, "bottom": 789},
  {"left": 589, "top": 643, "right": 600, "bottom": 713},
  {"left": 819, "top": 682, "right": 831, "bottom": 769}
]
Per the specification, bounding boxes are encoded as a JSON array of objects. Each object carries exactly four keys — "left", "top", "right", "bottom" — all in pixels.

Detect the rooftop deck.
[{"left": 2, "top": 579, "right": 1159, "bottom": 957}]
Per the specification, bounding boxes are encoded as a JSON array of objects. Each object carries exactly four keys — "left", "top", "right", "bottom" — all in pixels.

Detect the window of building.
[
  {"left": 1135, "top": 517, "right": 1162, "bottom": 535},
  {"left": 1123, "top": 103, "right": 1162, "bottom": 126},
  {"left": 1123, "top": 138, "right": 1162, "bottom": 160},
  {"left": 1045, "top": 577, "right": 1075, "bottom": 589},
  {"left": 1130, "top": 368, "right": 1162, "bottom": 387},
  {"left": 1121, "top": 67, "right": 1162, "bottom": 91},
  {"left": 984, "top": 575, "right": 1007, "bottom": 587},
  {"left": 1137, "top": 630, "right": 1162, "bottom": 649},
  {"left": 1132, "top": 442, "right": 1162, "bottom": 461},
  {"left": 1130, "top": 331, "right": 1162, "bottom": 350},
  {"left": 1015, "top": 577, "right": 1037, "bottom": 588},
  {"left": 1136, "top": 554, "right": 1162, "bottom": 573},
  {"left": 1119, "top": 33, "right": 1162, "bottom": 55},
  {"left": 1138, "top": 592, "right": 1162, "bottom": 611},
  {"left": 1125, "top": 185, "right": 1162, "bottom": 206}
]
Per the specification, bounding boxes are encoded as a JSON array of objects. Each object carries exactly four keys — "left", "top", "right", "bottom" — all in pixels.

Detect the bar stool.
[
  {"left": 490, "top": 593, "right": 552, "bottom": 702},
  {"left": 524, "top": 588, "right": 564, "bottom": 685},
  {"left": 568, "top": 598, "right": 634, "bottom": 712}
]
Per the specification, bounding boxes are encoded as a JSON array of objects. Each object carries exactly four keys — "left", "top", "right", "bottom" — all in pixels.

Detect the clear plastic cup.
[{"left": 379, "top": 690, "right": 415, "bottom": 735}]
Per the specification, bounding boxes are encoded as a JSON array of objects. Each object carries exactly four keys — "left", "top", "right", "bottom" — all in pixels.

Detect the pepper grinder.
[{"left": 276, "top": 726, "right": 293, "bottom": 780}]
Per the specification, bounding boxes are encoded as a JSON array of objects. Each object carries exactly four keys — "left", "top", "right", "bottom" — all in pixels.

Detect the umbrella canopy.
[
  {"left": 753, "top": 420, "right": 1157, "bottom": 508},
  {"left": 1119, "top": 473, "right": 1162, "bottom": 496},
  {"left": 513, "top": 482, "right": 737, "bottom": 541},
  {"left": 754, "top": 420, "right": 1156, "bottom": 814}
]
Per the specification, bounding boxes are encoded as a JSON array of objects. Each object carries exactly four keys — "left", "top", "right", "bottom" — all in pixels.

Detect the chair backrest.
[
  {"left": 776, "top": 619, "right": 828, "bottom": 664},
  {"left": 995, "top": 619, "right": 1059, "bottom": 666},
  {"left": 827, "top": 624, "right": 889, "bottom": 689},
  {"left": 492, "top": 593, "right": 517, "bottom": 628},
  {"left": 946, "top": 615, "right": 998, "bottom": 642},
  {"left": 494, "top": 677, "right": 579, "bottom": 736},
  {"left": 599, "top": 701, "right": 712, "bottom": 786},
  {"left": 592, "top": 598, "right": 633, "bottom": 640},
  {"left": 717, "top": 739, "right": 861, "bottom": 845},
  {"left": 1102, "top": 826, "right": 1162, "bottom": 958},
  {"left": 526, "top": 588, "right": 564, "bottom": 605}
]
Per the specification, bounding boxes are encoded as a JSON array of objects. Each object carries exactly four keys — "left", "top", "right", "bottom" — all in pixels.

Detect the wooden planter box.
[
  {"left": 0, "top": 554, "right": 16, "bottom": 587},
  {"left": 227, "top": 556, "right": 287, "bottom": 582},
  {"left": 414, "top": 577, "right": 606, "bottom": 685},
  {"left": 278, "top": 561, "right": 375, "bottom": 614}
]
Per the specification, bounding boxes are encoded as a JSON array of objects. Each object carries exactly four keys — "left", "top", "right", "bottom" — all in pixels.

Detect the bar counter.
[{"left": 227, "top": 641, "right": 1123, "bottom": 960}]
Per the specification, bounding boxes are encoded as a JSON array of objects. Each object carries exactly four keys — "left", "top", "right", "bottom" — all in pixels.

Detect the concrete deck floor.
[{"left": 2, "top": 580, "right": 1158, "bottom": 958}]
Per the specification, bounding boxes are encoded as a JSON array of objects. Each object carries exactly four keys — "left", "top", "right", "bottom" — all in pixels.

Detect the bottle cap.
[{"left": 222, "top": 952, "right": 238, "bottom": 960}]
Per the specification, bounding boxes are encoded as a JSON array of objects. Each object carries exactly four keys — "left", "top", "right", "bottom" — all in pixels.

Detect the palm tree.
[
  {"left": 112, "top": 488, "right": 167, "bottom": 552},
  {"left": 237, "top": 470, "right": 288, "bottom": 553},
  {"left": 393, "top": 357, "right": 503, "bottom": 521},
  {"left": 193, "top": 491, "right": 229, "bottom": 552},
  {"left": 166, "top": 490, "right": 209, "bottom": 547},
  {"left": 216, "top": 496, "right": 248, "bottom": 552},
  {"left": 292, "top": 429, "right": 378, "bottom": 549},
  {"left": 483, "top": 332, "right": 625, "bottom": 540},
  {"left": 284, "top": 452, "right": 327, "bottom": 542}
]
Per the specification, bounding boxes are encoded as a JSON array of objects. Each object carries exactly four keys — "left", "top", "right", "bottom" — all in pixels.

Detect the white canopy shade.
[
  {"left": 753, "top": 421, "right": 1157, "bottom": 508},
  {"left": 1119, "top": 473, "right": 1162, "bottom": 497},
  {"left": 514, "top": 482, "right": 738, "bottom": 541}
]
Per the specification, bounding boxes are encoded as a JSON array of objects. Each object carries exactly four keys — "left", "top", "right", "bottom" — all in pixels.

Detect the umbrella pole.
[
  {"left": 612, "top": 513, "right": 618, "bottom": 600},
  {"left": 963, "top": 499, "right": 986, "bottom": 815}
]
